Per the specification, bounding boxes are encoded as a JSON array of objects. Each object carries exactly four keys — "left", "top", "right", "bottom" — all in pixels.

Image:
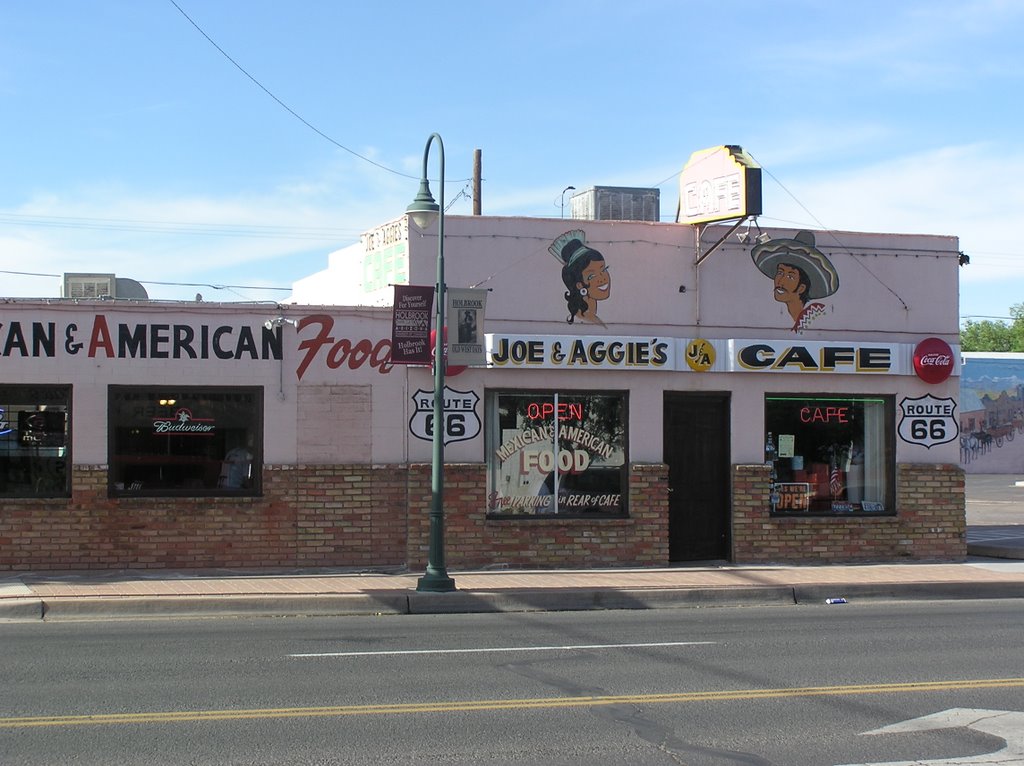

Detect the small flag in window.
[{"left": 829, "top": 466, "right": 844, "bottom": 498}]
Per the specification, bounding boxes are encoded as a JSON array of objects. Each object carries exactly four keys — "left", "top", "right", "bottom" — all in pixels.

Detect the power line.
[
  {"left": 167, "top": 0, "right": 417, "bottom": 181},
  {"left": 167, "top": 1, "right": 473, "bottom": 186},
  {"left": 0, "top": 269, "right": 293, "bottom": 293},
  {"left": 0, "top": 211, "right": 359, "bottom": 241}
]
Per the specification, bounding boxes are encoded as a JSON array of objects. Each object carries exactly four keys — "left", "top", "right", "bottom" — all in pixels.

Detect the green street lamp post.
[{"left": 407, "top": 133, "right": 457, "bottom": 593}]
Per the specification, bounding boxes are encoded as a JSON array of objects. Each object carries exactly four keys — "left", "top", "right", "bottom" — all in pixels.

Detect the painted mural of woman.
[
  {"left": 751, "top": 230, "right": 839, "bottom": 333},
  {"left": 548, "top": 229, "right": 611, "bottom": 327}
]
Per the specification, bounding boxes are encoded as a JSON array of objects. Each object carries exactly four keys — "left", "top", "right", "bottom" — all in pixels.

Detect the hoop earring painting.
[{"left": 549, "top": 229, "right": 611, "bottom": 328}]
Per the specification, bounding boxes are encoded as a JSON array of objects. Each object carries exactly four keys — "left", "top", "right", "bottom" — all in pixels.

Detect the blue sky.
[{"left": 2, "top": 1, "right": 1022, "bottom": 323}]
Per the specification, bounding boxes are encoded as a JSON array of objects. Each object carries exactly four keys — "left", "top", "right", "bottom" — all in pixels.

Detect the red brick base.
[
  {"left": 0, "top": 461, "right": 964, "bottom": 571},
  {"left": 406, "top": 463, "right": 669, "bottom": 570},
  {"left": 0, "top": 462, "right": 669, "bottom": 571},
  {"left": 732, "top": 463, "right": 966, "bottom": 563}
]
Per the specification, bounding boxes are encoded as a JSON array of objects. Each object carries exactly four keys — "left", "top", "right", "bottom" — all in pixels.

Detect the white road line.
[{"left": 290, "top": 640, "right": 716, "bottom": 658}]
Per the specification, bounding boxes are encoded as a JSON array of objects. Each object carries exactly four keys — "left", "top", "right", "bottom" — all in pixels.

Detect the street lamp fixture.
[
  {"left": 407, "top": 133, "right": 456, "bottom": 593},
  {"left": 561, "top": 185, "right": 575, "bottom": 219}
]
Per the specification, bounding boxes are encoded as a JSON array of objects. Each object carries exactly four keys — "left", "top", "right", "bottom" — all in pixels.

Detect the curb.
[
  {"left": 34, "top": 593, "right": 409, "bottom": 621},
  {"left": 407, "top": 586, "right": 798, "bottom": 614},
  {"left": 0, "top": 598, "right": 44, "bottom": 621},
  {"left": 794, "top": 581, "right": 1024, "bottom": 603},
  {"left": 967, "top": 543, "right": 1024, "bottom": 560},
  {"left": 3, "top": 581, "right": 1021, "bottom": 622}
]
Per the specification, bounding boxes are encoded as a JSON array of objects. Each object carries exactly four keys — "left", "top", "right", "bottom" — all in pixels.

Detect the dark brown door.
[{"left": 663, "top": 393, "right": 730, "bottom": 561}]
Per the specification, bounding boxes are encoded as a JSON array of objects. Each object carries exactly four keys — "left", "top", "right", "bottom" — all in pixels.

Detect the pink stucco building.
[{"left": 0, "top": 212, "right": 965, "bottom": 571}]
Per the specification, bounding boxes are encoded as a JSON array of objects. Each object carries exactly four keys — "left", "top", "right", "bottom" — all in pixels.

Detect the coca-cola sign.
[{"left": 912, "top": 337, "right": 955, "bottom": 384}]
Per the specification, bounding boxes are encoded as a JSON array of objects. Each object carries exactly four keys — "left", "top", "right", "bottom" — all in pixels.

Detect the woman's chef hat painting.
[
  {"left": 549, "top": 229, "right": 612, "bottom": 328},
  {"left": 751, "top": 230, "right": 839, "bottom": 333}
]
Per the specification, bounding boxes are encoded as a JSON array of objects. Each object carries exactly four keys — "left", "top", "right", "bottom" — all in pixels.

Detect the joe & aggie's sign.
[
  {"left": 488, "top": 334, "right": 672, "bottom": 370},
  {"left": 486, "top": 335, "right": 956, "bottom": 376}
]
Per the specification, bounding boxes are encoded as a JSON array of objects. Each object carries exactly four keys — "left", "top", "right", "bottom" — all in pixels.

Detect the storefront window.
[
  {"left": 0, "top": 385, "right": 71, "bottom": 498},
  {"left": 108, "top": 386, "right": 262, "bottom": 497},
  {"left": 765, "top": 394, "right": 893, "bottom": 515},
  {"left": 486, "top": 391, "right": 627, "bottom": 518}
]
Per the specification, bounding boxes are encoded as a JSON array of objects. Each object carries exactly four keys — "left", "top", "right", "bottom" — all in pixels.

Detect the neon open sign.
[{"left": 526, "top": 401, "right": 584, "bottom": 421}]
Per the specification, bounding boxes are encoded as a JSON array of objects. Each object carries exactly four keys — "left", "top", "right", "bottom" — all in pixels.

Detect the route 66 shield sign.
[
  {"left": 409, "top": 386, "right": 481, "bottom": 445},
  {"left": 898, "top": 394, "right": 958, "bottom": 449}
]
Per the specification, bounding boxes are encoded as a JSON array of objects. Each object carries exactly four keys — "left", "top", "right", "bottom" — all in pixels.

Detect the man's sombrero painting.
[{"left": 751, "top": 230, "right": 839, "bottom": 333}]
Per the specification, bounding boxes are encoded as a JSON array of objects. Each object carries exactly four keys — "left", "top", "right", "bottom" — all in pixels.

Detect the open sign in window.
[{"left": 486, "top": 390, "right": 628, "bottom": 518}]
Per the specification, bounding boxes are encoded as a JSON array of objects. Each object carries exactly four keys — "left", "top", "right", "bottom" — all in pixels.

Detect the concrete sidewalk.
[
  {"left": 2, "top": 557, "right": 1023, "bottom": 622},
  {"left": 1, "top": 474, "right": 1022, "bottom": 622}
]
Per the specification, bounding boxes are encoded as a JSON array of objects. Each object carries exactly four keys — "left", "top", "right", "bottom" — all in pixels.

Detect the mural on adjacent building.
[
  {"left": 549, "top": 230, "right": 611, "bottom": 327},
  {"left": 959, "top": 354, "right": 1024, "bottom": 473},
  {"left": 751, "top": 230, "right": 839, "bottom": 333}
]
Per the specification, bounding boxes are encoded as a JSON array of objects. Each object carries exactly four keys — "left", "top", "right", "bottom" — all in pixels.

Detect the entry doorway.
[{"left": 663, "top": 393, "right": 731, "bottom": 562}]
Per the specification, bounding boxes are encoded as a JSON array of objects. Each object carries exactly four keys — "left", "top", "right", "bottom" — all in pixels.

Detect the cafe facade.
[{"left": 0, "top": 212, "right": 965, "bottom": 572}]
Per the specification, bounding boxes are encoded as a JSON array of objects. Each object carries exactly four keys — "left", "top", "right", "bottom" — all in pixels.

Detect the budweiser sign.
[
  {"left": 912, "top": 337, "right": 956, "bottom": 384},
  {"left": 152, "top": 408, "right": 216, "bottom": 435}
]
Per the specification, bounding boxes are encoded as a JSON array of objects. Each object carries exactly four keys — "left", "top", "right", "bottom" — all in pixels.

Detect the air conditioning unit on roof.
[
  {"left": 63, "top": 273, "right": 116, "bottom": 299},
  {"left": 569, "top": 186, "right": 661, "bottom": 222}
]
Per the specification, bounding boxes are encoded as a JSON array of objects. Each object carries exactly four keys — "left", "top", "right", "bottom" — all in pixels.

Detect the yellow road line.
[{"left": 2, "top": 678, "right": 1022, "bottom": 729}]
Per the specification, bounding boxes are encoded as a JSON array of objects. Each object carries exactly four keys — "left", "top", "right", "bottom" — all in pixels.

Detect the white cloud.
[
  {"left": 0, "top": 154, "right": 417, "bottom": 301},
  {"left": 763, "top": 142, "right": 1024, "bottom": 271},
  {"left": 756, "top": 141, "right": 1024, "bottom": 320}
]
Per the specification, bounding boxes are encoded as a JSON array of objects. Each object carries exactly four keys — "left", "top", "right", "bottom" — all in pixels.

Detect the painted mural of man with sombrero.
[{"left": 751, "top": 230, "right": 839, "bottom": 333}]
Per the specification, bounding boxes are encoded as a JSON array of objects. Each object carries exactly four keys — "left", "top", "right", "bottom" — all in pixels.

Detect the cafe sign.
[
  {"left": 486, "top": 335, "right": 958, "bottom": 376},
  {"left": 675, "top": 145, "right": 762, "bottom": 225}
]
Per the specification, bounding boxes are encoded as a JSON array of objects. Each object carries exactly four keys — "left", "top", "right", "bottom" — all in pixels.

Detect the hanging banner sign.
[
  {"left": 390, "top": 285, "right": 434, "bottom": 364},
  {"left": 446, "top": 287, "right": 487, "bottom": 367}
]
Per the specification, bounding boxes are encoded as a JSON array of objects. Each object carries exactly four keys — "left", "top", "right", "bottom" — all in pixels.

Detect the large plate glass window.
[
  {"left": 486, "top": 391, "right": 627, "bottom": 518},
  {"left": 0, "top": 385, "right": 71, "bottom": 498},
  {"left": 765, "top": 394, "right": 894, "bottom": 515},
  {"left": 108, "top": 386, "right": 262, "bottom": 496}
]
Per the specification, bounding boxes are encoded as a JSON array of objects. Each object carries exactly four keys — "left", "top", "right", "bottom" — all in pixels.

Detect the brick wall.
[
  {"left": 732, "top": 462, "right": 966, "bottom": 563},
  {"left": 1, "top": 462, "right": 669, "bottom": 571},
  {"left": 2, "top": 461, "right": 963, "bottom": 571},
  {"left": 0, "top": 465, "right": 405, "bottom": 571},
  {"left": 405, "top": 462, "right": 669, "bottom": 570}
]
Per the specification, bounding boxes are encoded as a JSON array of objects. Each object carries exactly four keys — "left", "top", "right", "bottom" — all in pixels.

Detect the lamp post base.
[{"left": 416, "top": 569, "right": 457, "bottom": 592}]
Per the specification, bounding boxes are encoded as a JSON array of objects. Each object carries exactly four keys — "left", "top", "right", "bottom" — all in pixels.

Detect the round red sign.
[{"left": 913, "top": 337, "right": 955, "bottom": 384}]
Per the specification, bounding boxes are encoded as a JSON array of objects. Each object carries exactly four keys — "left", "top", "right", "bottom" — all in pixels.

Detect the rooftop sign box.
[{"left": 675, "top": 145, "right": 763, "bottom": 225}]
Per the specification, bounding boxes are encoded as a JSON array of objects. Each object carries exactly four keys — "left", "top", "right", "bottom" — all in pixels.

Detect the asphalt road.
[
  {"left": 2, "top": 601, "right": 1023, "bottom": 765},
  {"left": 966, "top": 474, "right": 1024, "bottom": 525}
]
